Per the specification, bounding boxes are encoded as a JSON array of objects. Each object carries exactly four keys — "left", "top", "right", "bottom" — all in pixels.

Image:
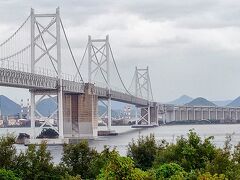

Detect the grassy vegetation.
[{"left": 0, "top": 130, "right": 240, "bottom": 179}]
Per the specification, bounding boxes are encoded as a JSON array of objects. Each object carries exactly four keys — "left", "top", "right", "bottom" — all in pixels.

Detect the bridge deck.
[{"left": 0, "top": 68, "right": 150, "bottom": 106}]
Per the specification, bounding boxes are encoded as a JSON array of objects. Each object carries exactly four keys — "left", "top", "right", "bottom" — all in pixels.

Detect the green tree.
[
  {"left": 0, "top": 169, "right": 20, "bottom": 180},
  {"left": 97, "top": 151, "right": 150, "bottom": 179},
  {"left": 205, "top": 148, "right": 232, "bottom": 176},
  {"left": 227, "top": 142, "right": 240, "bottom": 179},
  {"left": 63, "top": 174, "right": 82, "bottom": 180},
  {"left": 197, "top": 172, "right": 225, "bottom": 180},
  {"left": 89, "top": 146, "right": 119, "bottom": 178},
  {"left": 61, "top": 140, "right": 98, "bottom": 179},
  {"left": 205, "top": 135, "right": 233, "bottom": 177},
  {"left": 0, "top": 135, "right": 17, "bottom": 169},
  {"left": 14, "top": 142, "right": 60, "bottom": 179},
  {"left": 127, "top": 134, "right": 166, "bottom": 170},
  {"left": 154, "top": 163, "right": 186, "bottom": 179},
  {"left": 154, "top": 130, "right": 216, "bottom": 172}
]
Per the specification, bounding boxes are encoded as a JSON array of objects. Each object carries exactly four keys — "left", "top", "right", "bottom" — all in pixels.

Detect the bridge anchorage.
[{"left": 0, "top": 8, "right": 159, "bottom": 144}]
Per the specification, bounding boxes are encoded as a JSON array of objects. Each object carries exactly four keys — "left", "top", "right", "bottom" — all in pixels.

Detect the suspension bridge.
[{"left": 0, "top": 8, "right": 158, "bottom": 142}]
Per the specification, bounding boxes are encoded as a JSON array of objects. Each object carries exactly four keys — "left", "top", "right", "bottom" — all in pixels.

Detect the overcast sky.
[{"left": 1, "top": 0, "right": 240, "bottom": 104}]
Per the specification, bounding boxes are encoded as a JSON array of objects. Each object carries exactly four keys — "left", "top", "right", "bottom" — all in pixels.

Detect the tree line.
[{"left": 0, "top": 130, "right": 240, "bottom": 179}]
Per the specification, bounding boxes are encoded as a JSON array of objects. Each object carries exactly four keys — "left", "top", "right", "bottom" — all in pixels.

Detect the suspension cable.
[
  {"left": 0, "top": 15, "right": 31, "bottom": 47},
  {"left": 60, "top": 18, "right": 84, "bottom": 83},
  {"left": 109, "top": 43, "right": 133, "bottom": 95}
]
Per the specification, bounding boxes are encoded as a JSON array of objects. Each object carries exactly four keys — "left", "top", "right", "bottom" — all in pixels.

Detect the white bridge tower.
[
  {"left": 30, "top": 8, "right": 63, "bottom": 139},
  {"left": 134, "top": 67, "right": 155, "bottom": 125},
  {"left": 88, "top": 35, "right": 112, "bottom": 130}
]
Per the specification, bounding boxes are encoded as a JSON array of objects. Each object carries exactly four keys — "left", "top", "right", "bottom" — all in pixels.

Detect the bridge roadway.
[
  {"left": 159, "top": 104, "right": 240, "bottom": 123},
  {"left": 0, "top": 68, "right": 150, "bottom": 106}
]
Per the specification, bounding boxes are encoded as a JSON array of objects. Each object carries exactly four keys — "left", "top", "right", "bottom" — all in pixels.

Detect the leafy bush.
[
  {"left": 97, "top": 150, "right": 149, "bottom": 179},
  {"left": 154, "top": 163, "right": 186, "bottom": 179},
  {"left": 0, "top": 169, "right": 20, "bottom": 180},
  {"left": 2, "top": 130, "right": 240, "bottom": 179},
  {"left": 205, "top": 135, "right": 240, "bottom": 179},
  {"left": 61, "top": 140, "right": 98, "bottom": 179},
  {"left": 63, "top": 174, "right": 82, "bottom": 180},
  {"left": 127, "top": 134, "right": 166, "bottom": 170},
  {"left": 0, "top": 135, "right": 17, "bottom": 169},
  {"left": 14, "top": 142, "right": 61, "bottom": 179},
  {"left": 89, "top": 146, "right": 119, "bottom": 178},
  {"left": 154, "top": 130, "right": 216, "bottom": 171},
  {"left": 197, "top": 172, "right": 225, "bottom": 180}
]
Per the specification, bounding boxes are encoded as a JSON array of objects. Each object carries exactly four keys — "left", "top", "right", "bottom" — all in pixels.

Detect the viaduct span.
[{"left": 159, "top": 105, "right": 240, "bottom": 124}]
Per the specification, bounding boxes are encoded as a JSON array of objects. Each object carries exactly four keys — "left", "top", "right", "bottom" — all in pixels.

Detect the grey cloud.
[
  {"left": 175, "top": 8, "right": 240, "bottom": 29},
  {"left": 126, "top": 36, "right": 190, "bottom": 48},
  {"left": 121, "top": 0, "right": 240, "bottom": 29},
  {"left": 119, "top": 0, "right": 218, "bottom": 21}
]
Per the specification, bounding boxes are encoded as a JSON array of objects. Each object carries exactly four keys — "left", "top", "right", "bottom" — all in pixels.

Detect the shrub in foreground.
[
  {"left": 14, "top": 142, "right": 61, "bottom": 179},
  {"left": 0, "top": 169, "right": 20, "bottom": 180},
  {"left": 2, "top": 129, "right": 240, "bottom": 179},
  {"left": 154, "top": 130, "right": 216, "bottom": 172},
  {"left": 154, "top": 163, "right": 186, "bottom": 179},
  {"left": 197, "top": 172, "right": 225, "bottom": 180},
  {"left": 61, "top": 140, "right": 98, "bottom": 179},
  {"left": 127, "top": 134, "right": 166, "bottom": 170},
  {"left": 97, "top": 150, "right": 150, "bottom": 180},
  {"left": 0, "top": 135, "right": 17, "bottom": 169}
]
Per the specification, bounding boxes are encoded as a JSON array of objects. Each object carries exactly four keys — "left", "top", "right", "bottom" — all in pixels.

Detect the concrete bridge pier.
[
  {"left": 63, "top": 83, "right": 98, "bottom": 139},
  {"left": 150, "top": 104, "right": 158, "bottom": 125}
]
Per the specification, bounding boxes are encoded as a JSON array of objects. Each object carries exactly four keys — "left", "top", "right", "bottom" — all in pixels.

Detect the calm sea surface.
[{"left": 1, "top": 124, "right": 240, "bottom": 164}]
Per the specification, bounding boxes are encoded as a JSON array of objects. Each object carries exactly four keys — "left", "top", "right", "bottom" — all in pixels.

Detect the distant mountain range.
[
  {"left": 168, "top": 95, "right": 240, "bottom": 107},
  {"left": 0, "top": 95, "right": 128, "bottom": 118},
  {"left": 0, "top": 95, "right": 21, "bottom": 116},
  {"left": 185, "top": 97, "right": 216, "bottom": 106},
  {"left": 227, "top": 96, "right": 240, "bottom": 107},
  {"left": 212, "top": 100, "right": 232, "bottom": 107},
  {"left": 168, "top": 95, "right": 193, "bottom": 105},
  {"left": 2, "top": 94, "right": 240, "bottom": 116}
]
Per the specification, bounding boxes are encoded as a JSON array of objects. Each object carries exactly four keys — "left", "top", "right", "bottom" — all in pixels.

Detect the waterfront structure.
[
  {"left": 159, "top": 104, "right": 240, "bottom": 123},
  {"left": 0, "top": 8, "right": 158, "bottom": 142}
]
